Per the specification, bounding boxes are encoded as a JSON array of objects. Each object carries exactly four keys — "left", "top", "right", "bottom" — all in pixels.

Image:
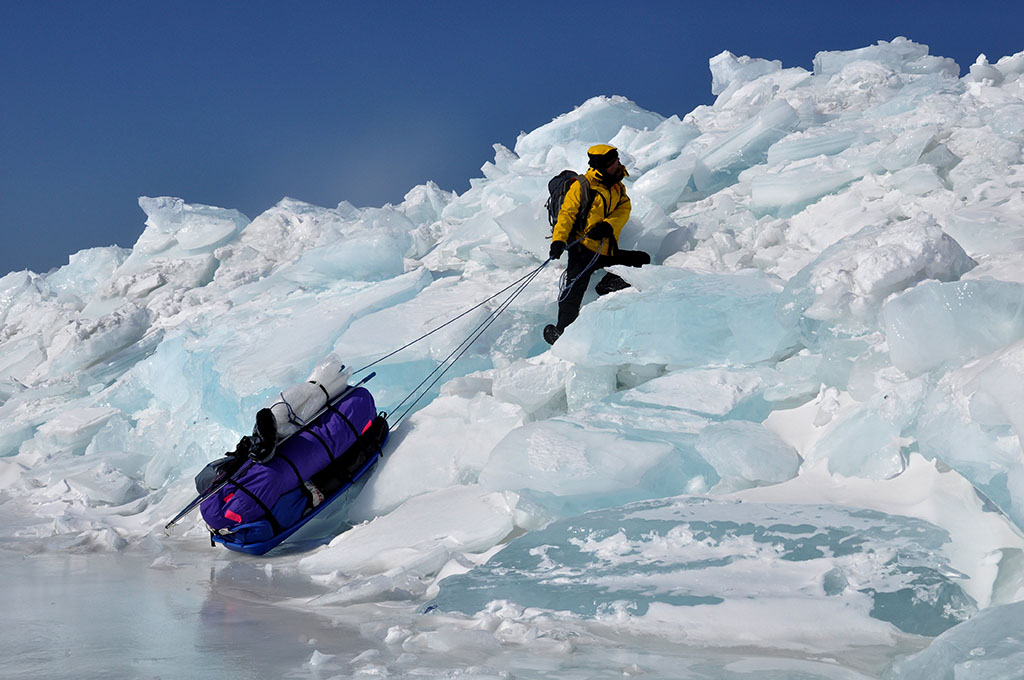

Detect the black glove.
[
  {"left": 230, "top": 436, "right": 252, "bottom": 458},
  {"left": 549, "top": 240, "right": 566, "bottom": 260},
  {"left": 586, "top": 221, "right": 614, "bottom": 241}
]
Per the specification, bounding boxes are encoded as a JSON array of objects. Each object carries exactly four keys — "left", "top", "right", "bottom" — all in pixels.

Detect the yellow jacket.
[{"left": 551, "top": 167, "right": 631, "bottom": 256}]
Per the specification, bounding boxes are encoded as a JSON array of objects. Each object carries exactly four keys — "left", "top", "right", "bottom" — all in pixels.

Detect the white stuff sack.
[{"left": 267, "top": 354, "right": 352, "bottom": 438}]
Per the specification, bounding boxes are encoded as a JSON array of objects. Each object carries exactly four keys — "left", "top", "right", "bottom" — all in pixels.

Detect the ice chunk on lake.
[
  {"left": 766, "top": 128, "right": 861, "bottom": 166},
  {"left": 45, "top": 247, "right": 129, "bottom": 305},
  {"left": 617, "top": 367, "right": 770, "bottom": 417},
  {"left": 886, "top": 601, "right": 1024, "bottom": 680},
  {"left": 992, "top": 50, "right": 1024, "bottom": 80},
  {"left": 616, "top": 365, "right": 816, "bottom": 420},
  {"left": 513, "top": 96, "right": 663, "bottom": 162},
  {"left": 491, "top": 356, "right": 570, "bottom": 417},
  {"left": 420, "top": 213, "right": 507, "bottom": 271},
  {"left": 134, "top": 196, "right": 247, "bottom": 262},
  {"left": 493, "top": 197, "right": 549, "bottom": 262},
  {"left": 398, "top": 181, "right": 456, "bottom": 226},
  {"left": 779, "top": 217, "right": 975, "bottom": 340},
  {"left": 913, "top": 340, "right": 1024, "bottom": 528},
  {"left": 812, "top": 37, "right": 931, "bottom": 77},
  {"left": 0, "top": 271, "right": 37, "bottom": 323},
  {"left": 987, "top": 103, "right": 1024, "bottom": 140},
  {"left": 751, "top": 158, "right": 864, "bottom": 218},
  {"left": 709, "top": 51, "right": 782, "bottom": 98},
  {"left": 64, "top": 462, "right": 145, "bottom": 506},
  {"left": 205, "top": 268, "right": 431, "bottom": 404},
  {"left": 347, "top": 393, "right": 527, "bottom": 520},
  {"left": 946, "top": 191, "right": 1024, "bottom": 257},
  {"left": 882, "top": 165, "right": 944, "bottom": 196},
  {"left": 30, "top": 406, "right": 120, "bottom": 457},
  {"left": 0, "top": 381, "right": 80, "bottom": 458},
  {"left": 0, "top": 458, "right": 26, "bottom": 490},
  {"left": 565, "top": 363, "right": 616, "bottom": 411},
  {"left": 82, "top": 254, "right": 217, "bottom": 319},
  {"left": 478, "top": 419, "right": 677, "bottom": 499},
  {"left": 777, "top": 174, "right": 898, "bottom": 270},
  {"left": 555, "top": 267, "right": 797, "bottom": 368},
  {"left": 331, "top": 271, "right": 506, "bottom": 370},
  {"left": 805, "top": 378, "right": 927, "bottom": 480},
  {"left": 615, "top": 114, "right": 699, "bottom": 172},
  {"left": 478, "top": 394, "right": 719, "bottom": 519},
  {"left": 230, "top": 197, "right": 345, "bottom": 265},
  {"left": 36, "top": 303, "right": 152, "bottom": 381},
  {"left": 621, "top": 200, "right": 695, "bottom": 265},
  {"left": 961, "top": 340, "right": 1024, "bottom": 444},
  {"left": 695, "top": 420, "right": 801, "bottom": 491},
  {"left": 876, "top": 127, "right": 938, "bottom": 172},
  {"left": 693, "top": 100, "right": 801, "bottom": 193},
  {"left": 432, "top": 497, "right": 976, "bottom": 638},
  {"left": 966, "top": 54, "right": 1006, "bottom": 86},
  {"left": 281, "top": 223, "right": 409, "bottom": 283},
  {"left": 299, "top": 486, "right": 520, "bottom": 582},
  {"left": 0, "top": 335, "right": 44, "bottom": 383},
  {"left": 882, "top": 280, "right": 1024, "bottom": 375},
  {"left": 629, "top": 154, "right": 699, "bottom": 212}
]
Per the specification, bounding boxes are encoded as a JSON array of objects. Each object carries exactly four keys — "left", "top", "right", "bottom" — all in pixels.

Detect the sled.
[{"left": 210, "top": 413, "right": 390, "bottom": 555}]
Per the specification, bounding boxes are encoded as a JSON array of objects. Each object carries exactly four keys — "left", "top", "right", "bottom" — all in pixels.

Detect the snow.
[{"left": 3, "top": 36, "right": 1024, "bottom": 678}]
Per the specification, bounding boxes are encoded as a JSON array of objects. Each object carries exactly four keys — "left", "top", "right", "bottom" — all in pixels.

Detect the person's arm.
[{"left": 551, "top": 180, "right": 583, "bottom": 244}]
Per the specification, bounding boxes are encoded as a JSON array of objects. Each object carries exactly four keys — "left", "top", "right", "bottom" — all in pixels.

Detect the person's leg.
[
  {"left": 556, "top": 244, "right": 599, "bottom": 330},
  {"left": 615, "top": 249, "right": 651, "bottom": 268}
]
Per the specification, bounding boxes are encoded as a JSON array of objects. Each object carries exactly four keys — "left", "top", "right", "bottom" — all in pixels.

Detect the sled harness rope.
[
  {"left": 557, "top": 236, "right": 611, "bottom": 304},
  {"left": 352, "top": 256, "right": 559, "bottom": 432}
]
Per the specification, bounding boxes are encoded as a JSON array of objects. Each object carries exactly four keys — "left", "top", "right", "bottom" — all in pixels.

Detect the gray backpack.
[{"left": 545, "top": 171, "right": 593, "bottom": 237}]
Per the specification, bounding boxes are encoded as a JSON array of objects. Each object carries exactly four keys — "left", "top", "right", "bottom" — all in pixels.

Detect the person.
[{"left": 543, "top": 144, "right": 650, "bottom": 345}]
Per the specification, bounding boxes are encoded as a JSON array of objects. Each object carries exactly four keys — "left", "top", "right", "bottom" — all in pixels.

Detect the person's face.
[{"left": 604, "top": 159, "right": 623, "bottom": 175}]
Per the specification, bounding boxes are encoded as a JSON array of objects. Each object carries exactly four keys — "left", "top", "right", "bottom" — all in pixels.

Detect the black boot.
[
  {"left": 543, "top": 324, "right": 563, "bottom": 345},
  {"left": 248, "top": 408, "right": 279, "bottom": 463},
  {"left": 595, "top": 272, "right": 630, "bottom": 296}
]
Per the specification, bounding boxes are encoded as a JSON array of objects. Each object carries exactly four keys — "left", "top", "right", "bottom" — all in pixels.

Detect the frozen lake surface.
[
  {"left": 0, "top": 545, "right": 922, "bottom": 679},
  {"left": 0, "top": 548, "right": 351, "bottom": 680}
]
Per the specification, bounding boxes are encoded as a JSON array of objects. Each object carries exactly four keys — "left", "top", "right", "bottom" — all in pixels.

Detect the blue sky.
[{"left": 2, "top": 1, "right": 1021, "bottom": 275}]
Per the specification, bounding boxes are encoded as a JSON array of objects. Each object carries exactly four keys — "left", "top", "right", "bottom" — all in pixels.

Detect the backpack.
[{"left": 545, "top": 171, "right": 594, "bottom": 237}]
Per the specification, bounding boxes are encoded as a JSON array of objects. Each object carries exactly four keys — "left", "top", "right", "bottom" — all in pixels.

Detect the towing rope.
[
  {"left": 557, "top": 243, "right": 603, "bottom": 304},
  {"left": 386, "top": 260, "right": 550, "bottom": 431},
  {"left": 351, "top": 258, "right": 552, "bottom": 431},
  {"left": 352, "top": 235, "right": 609, "bottom": 432},
  {"left": 352, "top": 260, "right": 551, "bottom": 377}
]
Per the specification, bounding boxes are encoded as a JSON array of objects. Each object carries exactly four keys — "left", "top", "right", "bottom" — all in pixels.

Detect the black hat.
[{"left": 587, "top": 144, "right": 619, "bottom": 170}]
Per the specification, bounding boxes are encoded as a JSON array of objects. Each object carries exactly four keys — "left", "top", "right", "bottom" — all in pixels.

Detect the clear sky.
[{"left": 2, "top": 0, "right": 1021, "bottom": 276}]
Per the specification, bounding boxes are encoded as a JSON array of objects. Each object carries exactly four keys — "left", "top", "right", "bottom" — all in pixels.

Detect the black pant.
[{"left": 556, "top": 242, "right": 638, "bottom": 331}]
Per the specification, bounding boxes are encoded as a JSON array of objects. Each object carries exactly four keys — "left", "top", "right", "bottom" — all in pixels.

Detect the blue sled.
[{"left": 211, "top": 418, "right": 390, "bottom": 556}]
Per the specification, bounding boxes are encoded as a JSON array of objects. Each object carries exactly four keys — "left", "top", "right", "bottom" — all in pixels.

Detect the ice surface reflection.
[{"left": 0, "top": 549, "right": 357, "bottom": 680}]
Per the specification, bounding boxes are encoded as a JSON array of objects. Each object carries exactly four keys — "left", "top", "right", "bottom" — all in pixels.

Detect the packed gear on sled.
[{"left": 192, "top": 356, "right": 390, "bottom": 555}]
